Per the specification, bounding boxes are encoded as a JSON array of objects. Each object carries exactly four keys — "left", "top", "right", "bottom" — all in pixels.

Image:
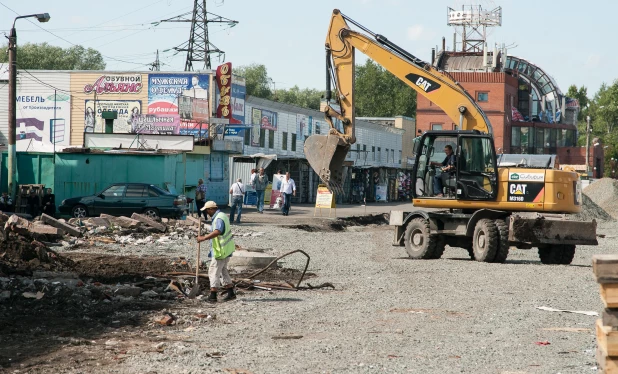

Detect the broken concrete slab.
[
  {"left": 100, "top": 214, "right": 140, "bottom": 229},
  {"left": 30, "top": 224, "right": 62, "bottom": 236},
  {"left": 87, "top": 217, "right": 111, "bottom": 228},
  {"left": 185, "top": 216, "right": 200, "bottom": 226},
  {"left": 41, "top": 213, "right": 82, "bottom": 237},
  {"left": 228, "top": 251, "right": 278, "bottom": 268},
  {"left": 131, "top": 213, "right": 166, "bottom": 232}
]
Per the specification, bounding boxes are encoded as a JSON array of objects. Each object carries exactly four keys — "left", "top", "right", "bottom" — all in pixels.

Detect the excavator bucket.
[{"left": 304, "top": 134, "right": 350, "bottom": 193}]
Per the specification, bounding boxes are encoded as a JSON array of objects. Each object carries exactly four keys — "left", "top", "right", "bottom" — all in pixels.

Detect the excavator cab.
[{"left": 412, "top": 131, "right": 499, "bottom": 201}]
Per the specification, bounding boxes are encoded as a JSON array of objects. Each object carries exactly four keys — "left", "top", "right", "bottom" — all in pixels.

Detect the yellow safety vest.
[{"left": 212, "top": 212, "right": 235, "bottom": 260}]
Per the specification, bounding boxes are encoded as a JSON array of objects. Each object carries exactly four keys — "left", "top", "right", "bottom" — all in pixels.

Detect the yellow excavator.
[{"left": 304, "top": 9, "right": 597, "bottom": 264}]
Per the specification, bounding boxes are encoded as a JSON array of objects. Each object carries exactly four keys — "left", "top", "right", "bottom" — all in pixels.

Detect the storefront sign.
[
  {"left": 84, "top": 75, "right": 142, "bottom": 94},
  {"left": 224, "top": 125, "right": 247, "bottom": 137},
  {"left": 84, "top": 100, "right": 141, "bottom": 133},
  {"left": 131, "top": 114, "right": 180, "bottom": 135},
  {"left": 315, "top": 185, "right": 335, "bottom": 208},
  {"left": 216, "top": 62, "right": 232, "bottom": 119},
  {"left": 375, "top": 184, "right": 388, "bottom": 202},
  {"left": 148, "top": 73, "right": 210, "bottom": 137},
  {"left": 231, "top": 84, "right": 246, "bottom": 123},
  {"left": 16, "top": 90, "right": 71, "bottom": 146}
]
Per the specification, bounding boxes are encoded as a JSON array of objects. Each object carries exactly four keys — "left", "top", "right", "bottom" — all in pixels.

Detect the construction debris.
[
  {"left": 41, "top": 213, "right": 82, "bottom": 237},
  {"left": 131, "top": 213, "right": 166, "bottom": 232}
]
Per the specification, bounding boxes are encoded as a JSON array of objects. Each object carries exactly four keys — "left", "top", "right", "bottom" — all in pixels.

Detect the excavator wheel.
[
  {"left": 538, "top": 244, "right": 576, "bottom": 265},
  {"left": 404, "top": 218, "right": 439, "bottom": 259},
  {"left": 491, "top": 220, "right": 510, "bottom": 263},
  {"left": 472, "top": 219, "right": 499, "bottom": 262},
  {"left": 429, "top": 235, "right": 447, "bottom": 259}
]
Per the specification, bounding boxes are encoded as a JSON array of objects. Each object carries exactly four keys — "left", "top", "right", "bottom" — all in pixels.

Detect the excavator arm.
[{"left": 304, "top": 9, "right": 493, "bottom": 191}]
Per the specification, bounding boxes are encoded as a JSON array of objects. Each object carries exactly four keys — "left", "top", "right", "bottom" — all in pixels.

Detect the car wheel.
[
  {"left": 72, "top": 205, "right": 88, "bottom": 219},
  {"left": 143, "top": 208, "right": 159, "bottom": 220}
]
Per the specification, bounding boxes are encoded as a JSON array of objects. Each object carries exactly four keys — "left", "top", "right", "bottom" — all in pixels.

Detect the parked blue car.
[{"left": 58, "top": 183, "right": 186, "bottom": 220}]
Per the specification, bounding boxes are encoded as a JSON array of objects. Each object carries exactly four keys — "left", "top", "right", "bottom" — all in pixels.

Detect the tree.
[
  {"left": 354, "top": 60, "right": 416, "bottom": 117},
  {"left": 235, "top": 64, "right": 272, "bottom": 99},
  {"left": 275, "top": 86, "right": 322, "bottom": 110},
  {"left": 0, "top": 42, "right": 105, "bottom": 70},
  {"left": 566, "top": 84, "right": 589, "bottom": 121}
]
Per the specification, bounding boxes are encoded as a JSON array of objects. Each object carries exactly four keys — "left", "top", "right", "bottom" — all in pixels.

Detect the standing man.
[
  {"left": 229, "top": 178, "right": 245, "bottom": 223},
  {"left": 252, "top": 168, "right": 269, "bottom": 214},
  {"left": 195, "top": 178, "right": 207, "bottom": 218},
  {"left": 197, "top": 201, "right": 236, "bottom": 303},
  {"left": 279, "top": 172, "right": 296, "bottom": 216},
  {"left": 250, "top": 168, "right": 257, "bottom": 186}
]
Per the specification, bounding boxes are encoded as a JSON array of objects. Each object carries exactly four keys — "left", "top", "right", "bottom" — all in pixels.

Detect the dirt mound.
[
  {"left": 0, "top": 233, "right": 75, "bottom": 276},
  {"left": 583, "top": 178, "right": 618, "bottom": 220},
  {"left": 284, "top": 214, "right": 388, "bottom": 232},
  {"left": 569, "top": 193, "right": 613, "bottom": 221}
]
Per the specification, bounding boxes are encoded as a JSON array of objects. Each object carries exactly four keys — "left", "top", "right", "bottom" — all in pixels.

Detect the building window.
[
  {"left": 431, "top": 123, "right": 443, "bottom": 131},
  {"left": 282, "top": 132, "right": 288, "bottom": 150},
  {"left": 377, "top": 147, "right": 381, "bottom": 162},
  {"left": 372, "top": 146, "right": 375, "bottom": 161},
  {"left": 362, "top": 145, "right": 367, "bottom": 161},
  {"left": 244, "top": 128, "right": 250, "bottom": 146},
  {"left": 453, "top": 124, "right": 459, "bottom": 130},
  {"left": 259, "top": 129, "right": 265, "bottom": 148},
  {"left": 386, "top": 148, "right": 390, "bottom": 163},
  {"left": 399, "top": 150, "right": 402, "bottom": 164},
  {"left": 356, "top": 144, "right": 361, "bottom": 160},
  {"left": 315, "top": 122, "right": 321, "bottom": 134},
  {"left": 268, "top": 130, "right": 274, "bottom": 149},
  {"left": 477, "top": 92, "right": 489, "bottom": 102},
  {"left": 391, "top": 149, "right": 394, "bottom": 163},
  {"left": 291, "top": 133, "right": 297, "bottom": 151},
  {"left": 511, "top": 127, "right": 521, "bottom": 147}
]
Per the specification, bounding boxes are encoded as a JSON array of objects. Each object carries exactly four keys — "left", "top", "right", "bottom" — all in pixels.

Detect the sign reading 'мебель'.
[{"left": 83, "top": 75, "right": 143, "bottom": 94}]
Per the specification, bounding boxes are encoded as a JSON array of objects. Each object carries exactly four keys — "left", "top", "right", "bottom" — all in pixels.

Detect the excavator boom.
[{"left": 305, "top": 9, "right": 492, "bottom": 191}]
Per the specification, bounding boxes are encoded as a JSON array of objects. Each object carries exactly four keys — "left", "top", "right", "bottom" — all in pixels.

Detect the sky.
[{"left": 0, "top": 0, "right": 613, "bottom": 98}]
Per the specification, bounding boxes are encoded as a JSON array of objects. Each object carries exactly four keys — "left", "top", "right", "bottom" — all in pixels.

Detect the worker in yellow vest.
[{"left": 197, "top": 201, "right": 236, "bottom": 303}]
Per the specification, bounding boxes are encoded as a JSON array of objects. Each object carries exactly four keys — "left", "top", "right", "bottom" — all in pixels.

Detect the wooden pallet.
[{"left": 594, "top": 255, "right": 618, "bottom": 373}]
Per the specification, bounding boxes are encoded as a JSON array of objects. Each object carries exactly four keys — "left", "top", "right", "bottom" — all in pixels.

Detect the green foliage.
[
  {"left": 275, "top": 86, "right": 322, "bottom": 110},
  {"left": 0, "top": 42, "right": 105, "bottom": 70},
  {"left": 235, "top": 64, "right": 272, "bottom": 99},
  {"left": 237, "top": 61, "right": 415, "bottom": 117},
  {"left": 354, "top": 60, "right": 416, "bottom": 117},
  {"left": 566, "top": 84, "right": 588, "bottom": 121}
]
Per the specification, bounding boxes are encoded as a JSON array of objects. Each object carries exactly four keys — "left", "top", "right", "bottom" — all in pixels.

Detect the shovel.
[{"left": 188, "top": 217, "right": 202, "bottom": 298}]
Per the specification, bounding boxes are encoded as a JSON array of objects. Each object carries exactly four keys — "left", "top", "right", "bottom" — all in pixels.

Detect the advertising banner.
[
  {"left": 83, "top": 74, "right": 143, "bottom": 95},
  {"left": 259, "top": 109, "right": 277, "bottom": 130},
  {"left": 231, "top": 84, "right": 246, "bottom": 124},
  {"left": 296, "top": 114, "right": 307, "bottom": 141},
  {"left": 216, "top": 62, "right": 232, "bottom": 120},
  {"left": 131, "top": 114, "right": 180, "bottom": 135},
  {"left": 307, "top": 116, "right": 313, "bottom": 137},
  {"left": 16, "top": 90, "right": 71, "bottom": 146},
  {"left": 224, "top": 125, "right": 247, "bottom": 137},
  {"left": 84, "top": 100, "right": 142, "bottom": 133},
  {"left": 251, "top": 108, "right": 261, "bottom": 146},
  {"left": 148, "top": 73, "right": 210, "bottom": 136}
]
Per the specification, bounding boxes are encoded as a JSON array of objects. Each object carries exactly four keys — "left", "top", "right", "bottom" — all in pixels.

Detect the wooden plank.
[
  {"left": 594, "top": 255, "right": 618, "bottom": 284},
  {"left": 41, "top": 213, "right": 82, "bottom": 237},
  {"left": 601, "top": 285, "right": 618, "bottom": 309},
  {"left": 597, "top": 319, "right": 618, "bottom": 357},
  {"left": 131, "top": 213, "right": 166, "bottom": 232},
  {"left": 597, "top": 345, "right": 618, "bottom": 373},
  {"left": 603, "top": 309, "right": 618, "bottom": 328}
]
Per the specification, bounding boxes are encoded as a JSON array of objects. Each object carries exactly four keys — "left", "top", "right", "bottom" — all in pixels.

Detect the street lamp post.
[
  {"left": 8, "top": 13, "right": 50, "bottom": 198},
  {"left": 585, "top": 115, "right": 591, "bottom": 175}
]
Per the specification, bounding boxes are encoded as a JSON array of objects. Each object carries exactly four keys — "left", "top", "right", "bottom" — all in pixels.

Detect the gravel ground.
[{"left": 47, "top": 217, "right": 607, "bottom": 374}]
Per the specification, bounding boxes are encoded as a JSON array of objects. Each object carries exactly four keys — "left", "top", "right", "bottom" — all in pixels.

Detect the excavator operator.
[{"left": 431, "top": 145, "right": 456, "bottom": 197}]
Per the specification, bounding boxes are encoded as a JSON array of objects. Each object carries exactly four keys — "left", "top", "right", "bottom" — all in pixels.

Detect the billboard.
[
  {"left": 231, "top": 84, "right": 246, "bottom": 124},
  {"left": 216, "top": 63, "right": 233, "bottom": 119},
  {"left": 256, "top": 108, "right": 277, "bottom": 130},
  {"left": 83, "top": 74, "right": 143, "bottom": 94},
  {"left": 296, "top": 114, "right": 307, "bottom": 141},
  {"left": 16, "top": 90, "right": 71, "bottom": 146},
  {"left": 131, "top": 114, "right": 181, "bottom": 135},
  {"left": 148, "top": 73, "right": 210, "bottom": 137},
  {"left": 84, "top": 100, "right": 141, "bottom": 133}
]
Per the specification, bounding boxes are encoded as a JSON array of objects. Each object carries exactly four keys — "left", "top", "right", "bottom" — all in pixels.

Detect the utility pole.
[
  {"left": 149, "top": 50, "right": 161, "bottom": 71},
  {"left": 159, "top": 0, "right": 238, "bottom": 71},
  {"left": 586, "top": 115, "right": 591, "bottom": 175},
  {"left": 8, "top": 27, "right": 17, "bottom": 197}
]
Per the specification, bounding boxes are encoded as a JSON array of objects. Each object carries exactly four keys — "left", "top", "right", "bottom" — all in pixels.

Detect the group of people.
[
  {"left": 194, "top": 168, "right": 297, "bottom": 224},
  {"left": 0, "top": 188, "right": 55, "bottom": 217}
]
